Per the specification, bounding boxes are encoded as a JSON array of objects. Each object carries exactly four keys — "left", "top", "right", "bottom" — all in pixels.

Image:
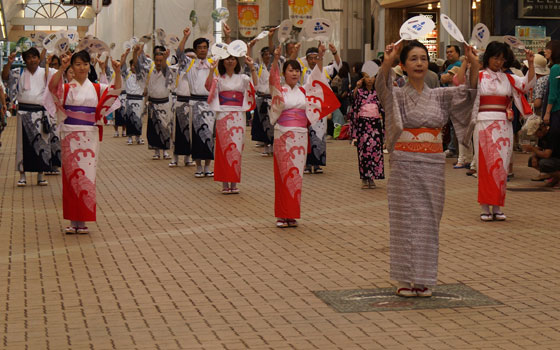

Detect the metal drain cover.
[{"left": 313, "top": 284, "right": 501, "bottom": 312}]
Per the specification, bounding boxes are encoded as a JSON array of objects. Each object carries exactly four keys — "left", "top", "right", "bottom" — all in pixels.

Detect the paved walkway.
[{"left": 0, "top": 116, "right": 559, "bottom": 349}]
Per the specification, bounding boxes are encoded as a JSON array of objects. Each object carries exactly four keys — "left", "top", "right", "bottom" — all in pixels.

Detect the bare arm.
[
  {"left": 49, "top": 54, "right": 70, "bottom": 94},
  {"left": 534, "top": 98, "right": 542, "bottom": 109},
  {"left": 2, "top": 53, "right": 16, "bottom": 82},
  {"left": 288, "top": 43, "right": 300, "bottom": 61},
  {"left": 111, "top": 59, "right": 122, "bottom": 89},
  {"left": 268, "top": 27, "right": 276, "bottom": 52},
  {"left": 205, "top": 60, "right": 219, "bottom": 91},
  {"left": 178, "top": 27, "right": 191, "bottom": 55},
  {"left": 120, "top": 48, "right": 130, "bottom": 67},
  {"left": 223, "top": 23, "right": 232, "bottom": 44},
  {"left": 0, "top": 85, "right": 6, "bottom": 116},
  {"left": 328, "top": 43, "right": 341, "bottom": 67},
  {"left": 132, "top": 44, "right": 143, "bottom": 71},
  {"left": 316, "top": 43, "right": 326, "bottom": 72},
  {"left": 379, "top": 43, "right": 400, "bottom": 84},
  {"left": 526, "top": 49, "right": 535, "bottom": 84},
  {"left": 464, "top": 44, "right": 479, "bottom": 88},
  {"left": 454, "top": 58, "right": 468, "bottom": 86},
  {"left": 246, "top": 56, "right": 258, "bottom": 86}
]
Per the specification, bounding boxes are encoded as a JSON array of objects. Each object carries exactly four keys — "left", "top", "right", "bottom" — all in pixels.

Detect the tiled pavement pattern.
[{"left": 0, "top": 116, "right": 559, "bottom": 350}]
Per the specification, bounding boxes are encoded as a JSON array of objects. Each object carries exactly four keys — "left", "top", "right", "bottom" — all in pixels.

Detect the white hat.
[
  {"left": 393, "top": 65, "right": 404, "bottom": 77},
  {"left": 435, "top": 58, "right": 445, "bottom": 67},
  {"left": 524, "top": 116, "right": 543, "bottom": 136},
  {"left": 510, "top": 68, "right": 524, "bottom": 78},
  {"left": 524, "top": 54, "right": 550, "bottom": 75}
]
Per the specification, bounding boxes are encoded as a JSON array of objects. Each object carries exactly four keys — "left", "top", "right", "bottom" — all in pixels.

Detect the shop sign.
[
  {"left": 238, "top": 4, "right": 259, "bottom": 37},
  {"left": 289, "top": 0, "right": 314, "bottom": 28},
  {"left": 515, "top": 25, "right": 546, "bottom": 39},
  {"left": 519, "top": 0, "right": 560, "bottom": 19}
]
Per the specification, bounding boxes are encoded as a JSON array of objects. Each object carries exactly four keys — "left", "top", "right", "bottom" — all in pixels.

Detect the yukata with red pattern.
[
  {"left": 207, "top": 73, "right": 256, "bottom": 183},
  {"left": 475, "top": 68, "right": 534, "bottom": 207},
  {"left": 45, "top": 77, "right": 121, "bottom": 223},
  {"left": 268, "top": 63, "right": 340, "bottom": 220}
]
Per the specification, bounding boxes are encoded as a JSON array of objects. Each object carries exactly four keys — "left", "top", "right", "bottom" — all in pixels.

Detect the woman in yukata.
[
  {"left": 268, "top": 43, "right": 339, "bottom": 228},
  {"left": 47, "top": 50, "right": 122, "bottom": 234},
  {"left": 350, "top": 70, "right": 385, "bottom": 189},
  {"left": 376, "top": 40, "right": 479, "bottom": 298},
  {"left": 475, "top": 41, "right": 535, "bottom": 222},
  {"left": 206, "top": 53, "right": 257, "bottom": 194}
]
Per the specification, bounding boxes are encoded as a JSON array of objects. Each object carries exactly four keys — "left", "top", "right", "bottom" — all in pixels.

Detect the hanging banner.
[
  {"left": 238, "top": 4, "right": 259, "bottom": 37},
  {"left": 289, "top": 0, "right": 314, "bottom": 28}
]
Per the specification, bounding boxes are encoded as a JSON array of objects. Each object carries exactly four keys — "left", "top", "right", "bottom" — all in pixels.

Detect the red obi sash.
[
  {"left": 277, "top": 108, "right": 307, "bottom": 128},
  {"left": 479, "top": 95, "right": 511, "bottom": 113},
  {"left": 219, "top": 90, "right": 244, "bottom": 107},
  {"left": 394, "top": 127, "right": 443, "bottom": 154}
]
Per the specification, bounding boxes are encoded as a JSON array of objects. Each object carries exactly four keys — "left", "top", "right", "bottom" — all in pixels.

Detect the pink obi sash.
[
  {"left": 278, "top": 108, "right": 307, "bottom": 128},
  {"left": 63, "top": 105, "right": 96, "bottom": 126},
  {"left": 219, "top": 90, "right": 244, "bottom": 107},
  {"left": 359, "top": 103, "right": 380, "bottom": 118}
]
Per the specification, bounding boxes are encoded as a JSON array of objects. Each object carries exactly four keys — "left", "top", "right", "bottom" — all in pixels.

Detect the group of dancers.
[{"left": 6, "top": 16, "right": 541, "bottom": 296}]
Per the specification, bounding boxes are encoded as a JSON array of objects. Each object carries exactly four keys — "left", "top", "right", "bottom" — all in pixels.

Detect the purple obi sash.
[
  {"left": 278, "top": 108, "right": 307, "bottom": 128},
  {"left": 219, "top": 91, "right": 244, "bottom": 107},
  {"left": 64, "top": 105, "right": 96, "bottom": 125}
]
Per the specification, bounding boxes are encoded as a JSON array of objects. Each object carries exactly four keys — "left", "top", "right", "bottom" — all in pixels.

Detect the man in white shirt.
[
  {"left": 169, "top": 47, "right": 198, "bottom": 167},
  {"left": 133, "top": 44, "right": 174, "bottom": 160},
  {"left": 120, "top": 48, "right": 146, "bottom": 145},
  {"left": 176, "top": 27, "right": 218, "bottom": 177},
  {"left": 2, "top": 47, "right": 57, "bottom": 186}
]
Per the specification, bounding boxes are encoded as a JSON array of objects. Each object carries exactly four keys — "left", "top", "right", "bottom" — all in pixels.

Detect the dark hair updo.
[
  {"left": 217, "top": 56, "right": 241, "bottom": 76},
  {"left": 71, "top": 50, "right": 91, "bottom": 65},
  {"left": 399, "top": 40, "right": 429, "bottom": 64},
  {"left": 483, "top": 41, "right": 514, "bottom": 69},
  {"left": 282, "top": 59, "right": 301, "bottom": 74}
]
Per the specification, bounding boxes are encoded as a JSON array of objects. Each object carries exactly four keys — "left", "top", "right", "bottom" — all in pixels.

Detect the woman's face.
[
  {"left": 544, "top": 48, "right": 552, "bottom": 60},
  {"left": 488, "top": 54, "right": 505, "bottom": 72},
  {"left": 364, "top": 75, "right": 375, "bottom": 88},
  {"left": 403, "top": 47, "right": 428, "bottom": 81},
  {"left": 283, "top": 65, "right": 301, "bottom": 86},
  {"left": 65, "top": 67, "right": 75, "bottom": 81},
  {"left": 71, "top": 57, "right": 89, "bottom": 81},
  {"left": 223, "top": 56, "right": 238, "bottom": 72},
  {"left": 50, "top": 59, "right": 60, "bottom": 70}
]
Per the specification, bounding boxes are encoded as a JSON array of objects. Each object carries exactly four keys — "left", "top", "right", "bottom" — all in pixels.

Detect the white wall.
[{"left": 89, "top": 0, "right": 134, "bottom": 58}]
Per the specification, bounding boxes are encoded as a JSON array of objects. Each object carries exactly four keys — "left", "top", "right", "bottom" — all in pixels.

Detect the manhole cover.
[{"left": 313, "top": 283, "right": 501, "bottom": 312}]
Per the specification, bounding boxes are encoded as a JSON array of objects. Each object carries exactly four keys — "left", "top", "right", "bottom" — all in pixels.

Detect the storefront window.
[{"left": 23, "top": 0, "right": 78, "bottom": 32}]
